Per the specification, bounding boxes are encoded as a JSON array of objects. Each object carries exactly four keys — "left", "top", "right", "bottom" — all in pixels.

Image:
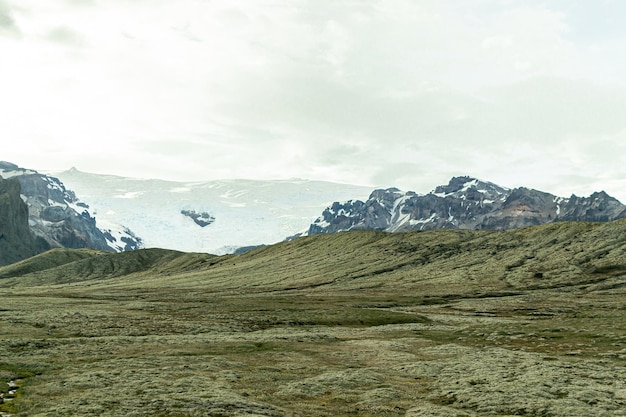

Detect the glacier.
[{"left": 52, "top": 168, "right": 372, "bottom": 255}]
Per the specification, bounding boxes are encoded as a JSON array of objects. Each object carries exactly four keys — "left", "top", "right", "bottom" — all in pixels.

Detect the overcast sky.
[{"left": 2, "top": 0, "right": 626, "bottom": 200}]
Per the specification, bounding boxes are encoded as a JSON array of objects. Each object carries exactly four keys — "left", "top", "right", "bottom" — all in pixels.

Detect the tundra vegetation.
[{"left": 2, "top": 220, "right": 626, "bottom": 416}]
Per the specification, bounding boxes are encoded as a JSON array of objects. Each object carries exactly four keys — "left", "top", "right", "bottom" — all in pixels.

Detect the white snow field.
[{"left": 53, "top": 168, "right": 372, "bottom": 254}]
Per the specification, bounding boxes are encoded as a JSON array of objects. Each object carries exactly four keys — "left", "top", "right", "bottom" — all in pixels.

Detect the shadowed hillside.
[
  {"left": 2, "top": 220, "right": 626, "bottom": 416},
  {"left": 0, "top": 247, "right": 216, "bottom": 286},
  {"left": 0, "top": 248, "right": 103, "bottom": 279}
]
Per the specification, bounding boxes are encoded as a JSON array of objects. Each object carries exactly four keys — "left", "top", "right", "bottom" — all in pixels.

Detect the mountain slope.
[
  {"left": 0, "top": 247, "right": 216, "bottom": 286},
  {"left": 157, "top": 218, "right": 626, "bottom": 295},
  {"left": 52, "top": 168, "right": 373, "bottom": 254},
  {"left": 308, "top": 176, "right": 626, "bottom": 235},
  {"left": 0, "top": 248, "right": 103, "bottom": 279},
  {"left": 0, "top": 161, "right": 141, "bottom": 253},
  {"left": 5, "top": 218, "right": 626, "bottom": 296}
]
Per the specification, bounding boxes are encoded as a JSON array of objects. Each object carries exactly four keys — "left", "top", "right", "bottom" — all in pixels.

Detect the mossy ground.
[{"left": 2, "top": 222, "right": 626, "bottom": 415}]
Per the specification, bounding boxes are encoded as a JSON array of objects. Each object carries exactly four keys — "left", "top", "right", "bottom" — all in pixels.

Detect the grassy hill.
[
  {"left": 2, "top": 220, "right": 626, "bottom": 415},
  {"left": 0, "top": 247, "right": 216, "bottom": 287}
]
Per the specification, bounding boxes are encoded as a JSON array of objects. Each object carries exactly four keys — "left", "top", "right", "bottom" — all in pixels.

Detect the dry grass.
[{"left": 2, "top": 220, "right": 626, "bottom": 415}]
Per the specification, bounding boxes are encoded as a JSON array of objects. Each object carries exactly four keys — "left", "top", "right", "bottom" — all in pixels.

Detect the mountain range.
[
  {"left": 3, "top": 160, "right": 626, "bottom": 267},
  {"left": 307, "top": 176, "right": 626, "bottom": 235}
]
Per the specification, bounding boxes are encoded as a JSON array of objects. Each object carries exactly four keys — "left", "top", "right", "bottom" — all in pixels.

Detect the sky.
[{"left": 2, "top": 0, "right": 626, "bottom": 200}]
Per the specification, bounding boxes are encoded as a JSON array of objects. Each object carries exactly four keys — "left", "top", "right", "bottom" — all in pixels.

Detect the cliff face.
[
  {"left": 17, "top": 172, "right": 114, "bottom": 251},
  {"left": 0, "top": 177, "right": 50, "bottom": 266}
]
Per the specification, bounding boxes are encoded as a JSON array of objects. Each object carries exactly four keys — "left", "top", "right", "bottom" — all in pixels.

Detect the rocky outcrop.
[
  {"left": 0, "top": 177, "right": 50, "bottom": 266},
  {"left": 557, "top": 191, "right": 625, "bottom": 222},
  {"left": 181, "top": 210, "right": 215, "bottom": 227},
  {"left": 307, "top": 176, "right": 626, "bottom": 235},
  {"left": 0, "top": 161, "right": 142, "bottom": 256}
]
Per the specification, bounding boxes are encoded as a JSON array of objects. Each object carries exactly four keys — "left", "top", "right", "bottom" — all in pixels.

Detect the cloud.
[
  {"left": 192, "top": 1, "right": 583, "bottom": 148},
  {"left": 2, "top": 0, "right": 626, "bottom": 201},
  {"left": 46, "top": 26, "right": 84, "bottom": 46},
  {"left": 0, "top": 0, "right": 19, "bottom": 36},
  {"left": 479, "top": 77, "right": 626, "bottom": 143},
  {"left": 64, "top": 0, "right": 96, "bottom": 7}
]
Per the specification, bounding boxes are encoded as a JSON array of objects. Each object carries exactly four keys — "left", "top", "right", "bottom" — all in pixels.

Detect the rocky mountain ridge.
[
  {"left": 0, "top": 161, "right": 141, "bottom": 264},
  {"left": 307, "top": 176, "right": 626, "bottom": 235}
]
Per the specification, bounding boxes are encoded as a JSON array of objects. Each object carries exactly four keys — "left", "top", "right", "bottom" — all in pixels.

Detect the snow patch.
[
  {"left": 387, "top": 194, "right": 413, "bottom": 232},
  {"left": 48, "top": 199, "right": 65, "bottom": 208},
  {"left": 97, "top": 218, "right": 142, "bottom": 251},
  {"left": 409, "top": 213, "right": 438, "bottom": 227},
  {"left": 113, "top": 191, "right": 143, "bottom": 199},
  {"left": 0, "top": 168, "right": 37, "bottom": 178},
  {"left": 314, "top": 219, "right": 331, "bottom": 228},
  {"left": 433, "top": 178, "right": 510, "bottom": 199},
  {"left": 221, "top": 201, "right": 247, "bottom": 208},
  {"left": 554, "top": 197, "right": 567, "bottom": 216},
  {"left": 169, "top": 187, "right": 191, "bottom": 193},
  {"left": 44, "top": 177, "right": 65, "bottom": 192},
  {"left": 462, "top": 179, "right": 479, "bottom": 191}
]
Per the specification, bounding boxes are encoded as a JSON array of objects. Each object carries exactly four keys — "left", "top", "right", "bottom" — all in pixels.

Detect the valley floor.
[
  {"left": 2, "top": 224, "right": 626, "bottom": 416},
  {"left": 2, "top": 287, "right": 626, "bottom": 416}
]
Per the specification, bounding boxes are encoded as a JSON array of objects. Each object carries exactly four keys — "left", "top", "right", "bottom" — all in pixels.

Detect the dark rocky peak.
[
  {"left": 587, "top": 191, "right": 617, "bottom": 203},
  {"left": 17, "top": 172, "right": 78, "bottom": 207},
  {"left": 368, "top": 188, "right": 406, "bottom": 210},
  {"left": 306, "top": 176, "right": 626, "bottom": 236},
  {"left": 326, "top": 200, "right": 364, "bottom": 216},
  {"left": 307, "top": 199, "right": 368, "bottom": 235},
  {"left": 558, "top": 191, "right": 626, "bottom": 222},
  {"left": 0, "top": 161, "right": 38, "bottom": 174},
  {"left": 432, "top": 176, "right": 509, "bottom": 201},
  {"left": 433, "top": 176, "right": 477, "bottom": 194},
  {"left": 181, "top": 210, "right": 216, "bottom": 227},
  {"left": 0, "top": 161, "right": 19, "bottom": 171},
  {"left": 502, "top": 188, "right": 555, "bottom": 211}
]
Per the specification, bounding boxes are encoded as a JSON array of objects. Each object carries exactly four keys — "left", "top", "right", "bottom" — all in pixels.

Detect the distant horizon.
[
  {"left": 51, "top": 165, "right": 626, "bottom": 203},
  {"left": 2, "top": 160, "right": 621, "bottom": 203}
]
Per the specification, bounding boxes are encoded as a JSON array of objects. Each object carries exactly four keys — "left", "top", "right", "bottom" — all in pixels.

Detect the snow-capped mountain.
[
  {"left": 0, "top": 161, "right": 141, "bottom": 252},
  {"left": 307, "top": 176, "right": 626, "bottom": 235},
  {"left": 53, "top": 168, "right": 373, "bottom": 255}
]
